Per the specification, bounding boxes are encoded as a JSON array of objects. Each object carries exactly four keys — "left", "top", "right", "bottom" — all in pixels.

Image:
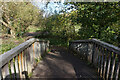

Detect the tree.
[{"left": 0, "top": 2, "right": 42, "bottom": 38}]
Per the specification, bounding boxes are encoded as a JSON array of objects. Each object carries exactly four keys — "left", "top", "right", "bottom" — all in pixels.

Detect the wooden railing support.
[
  {"left": 0, "top": 38, "right": 49, "bottom": 80},
  {"left": 69, "top": 38, "right": 120, "bottom": 80},
  {"left": 0, "top": 68, "right": 2, "bottom": 80}
]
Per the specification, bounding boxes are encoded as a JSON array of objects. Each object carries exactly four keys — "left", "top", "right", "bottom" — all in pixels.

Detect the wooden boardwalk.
[{"left": 31, "top": 46, "right": 100, "bottom": 79}]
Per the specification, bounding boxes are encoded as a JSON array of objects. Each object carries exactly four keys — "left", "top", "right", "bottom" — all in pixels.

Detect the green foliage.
[
  {"left": 0, "top": 38, "right": 25, "bottom": 54},
  {"left": 1, "top": 2, "right": 43, "bottom": 37},
  {"left": 43, "top": 2, "right": 120, "bottom": 47},
  {"left": 70, "top": 2, "right": 120, "bottom": 46}
]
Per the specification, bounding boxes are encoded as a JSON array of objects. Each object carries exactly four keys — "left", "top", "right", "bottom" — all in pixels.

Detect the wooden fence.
[
  {"left": 69, "top": 39, "right": 120, "bottom": 80},
  {"left": 0, "top": 38, "right": 49, "bottom": 79}
]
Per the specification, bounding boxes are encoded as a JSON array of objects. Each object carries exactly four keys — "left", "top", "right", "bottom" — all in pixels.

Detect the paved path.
[{"left": 31, "top": 46, "right": 100, "bottom": 79}]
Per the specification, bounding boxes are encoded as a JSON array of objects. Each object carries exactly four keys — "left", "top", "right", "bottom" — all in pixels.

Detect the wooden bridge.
[{"left": 0, "top": 38, "right": 120, "bottom": 80}]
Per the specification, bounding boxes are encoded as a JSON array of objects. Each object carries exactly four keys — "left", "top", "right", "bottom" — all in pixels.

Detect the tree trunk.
[
  {"left": 0, "top": 20, "right": 16, "bottom": 38},
  {"left": 10, "top": 29, "right": 16, "bottom": 38}
]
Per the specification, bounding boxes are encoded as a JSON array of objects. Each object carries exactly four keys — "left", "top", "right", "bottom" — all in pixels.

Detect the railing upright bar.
[
  {"left": 106, "top": 52, "right": 112, "bottom": 80},
  {"left": 2, "top": 63, "right": 9, "bottom": 79},
  {"left": 97, "top": 46, "right": 101, "bottom": 76},
  {"left": 92, "top": 43, "right": 95, "bottom": 63},
  {"left": 10, "top": 59, "right": 15, "bottom": 78},
  {"left": 15, "top": 56, "right": 20, "bottom": 78},
  {"left": 27, "top": 47, "right": 32, "bottom": 75},
  {"left": 110, "top": 53, "right": 116, "bottom": 80},
  {"left": 18, "top": 53, "right": 22, "bottom": 78},
  {"left": 115, "top": 56, "right": 120, "bottom": 80},
  {"left": 69, "top": 39, "right": 120, "bottom": 80},
  {"left": 103, "top": 49, "right": 107, "bottom": 79},
  {"left": 0, "top": 68, "right": 2, "bottom": 80},
  {"left": 100, "top": 47, "right": 104, "bottom": 77}
]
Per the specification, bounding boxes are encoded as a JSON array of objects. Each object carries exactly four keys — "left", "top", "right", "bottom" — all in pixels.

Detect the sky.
[{"left": 32, "top": 0, "right": 75, "bottom": 17}]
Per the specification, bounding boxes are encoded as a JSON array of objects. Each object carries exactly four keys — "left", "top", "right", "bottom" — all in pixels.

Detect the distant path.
[{"left": 31, "top": 46, "right": 100, "bottom": 79}]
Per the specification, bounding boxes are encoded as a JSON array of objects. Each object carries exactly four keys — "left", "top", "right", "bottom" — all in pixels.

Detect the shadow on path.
[{"left": 31, "top": 46, "right": 101, "bottom": 79}]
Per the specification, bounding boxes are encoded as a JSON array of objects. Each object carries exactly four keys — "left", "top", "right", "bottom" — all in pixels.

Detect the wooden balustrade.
[
  {"left": 69, "top": 39, "right": 120, "bottom": 80},
  {"left": 0, "top": 38, "right": 49, "bottom": 80}
]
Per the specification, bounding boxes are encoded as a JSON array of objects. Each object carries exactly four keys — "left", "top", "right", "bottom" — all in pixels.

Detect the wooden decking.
[{"left": 31, "top": 46, "right": 100, "bottom": 79}]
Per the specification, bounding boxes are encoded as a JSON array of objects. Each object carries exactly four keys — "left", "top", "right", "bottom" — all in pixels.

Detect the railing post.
[
  {"left": 14, "top": 56, "right": 20, "bottom": 78},
  {"left": 10, "top": 59, "right": 15, "bottom": 78},
  {"left": 115, "top": 55, "right": 120, "bottom": 80},
  {"left": 86, "top": 42, "right": 89, "bottom": 61},
  {"left": 106, "top": 52, "right": 112, "bottom": 80},
  {"left": 2, "top": 63, "right": 10, "bottom": 79},
  {"left": 110, "top": 53, "right": 116, "bottom": 80},
  {"left": 92, "top": 43, "right": 95, "bottom": 63},
  {"left": 0, "top": 68, "right": 2, "bottom": 80}
]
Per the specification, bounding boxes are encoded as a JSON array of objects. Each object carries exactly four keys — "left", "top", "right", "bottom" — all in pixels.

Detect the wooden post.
[
  {"left": 103, "top": 49, "right": 107, "bottom": 79},
  {"left": 23, "top": 49, "right": 28, "bottom": 72},
  {"left": 10, "top": 59, "right": 15, "bottom": 78},
  {"left": 97, "top": 46, "right": 101, "bottom": 76},
  {"left": 26, "top": 47, "right": 32, "bottom": 75},
  {"left": 86, "top": 43, "right": 88, "bottom": 60},
  {"left": 34, "top": 42, "right": 40, "bottom": 58},
  {"left": 100, "top": 47, "right": 104, "bottom": 77},
  {"left": 110, "top": 53, "right": 116, "bottom": 80},
  {"left": 37, "top": 42, "right": 41, "bottom": 57},
  {"left": 115, "top": 55, "right": 120, "bottom": 80},
  {"left": 18, "top": 53, "right": 22, "bottom": 78},
  {"left": 92, "top": 43, "right": 95, "bottom": 63},
  {"left": 1, "top": 63, "right": 10, "bottom": 79},
  {"left": 87, "top": 43, "right": 93, "bottom": 63},
  {"left": 0, "top": 68, "right": 2, "bottom": 80},
  {"left": 21, "top": 51, "right": 25, "bottom": 78},
  {"left": 15, "top": 56, "right": 20, "bottom": 78},
  {"left": 106, "top": 52, "right": 112, "bottom": 80}
]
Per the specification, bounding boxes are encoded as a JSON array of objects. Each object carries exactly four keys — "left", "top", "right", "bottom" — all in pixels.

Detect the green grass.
[{"left": 0, "top": 37, "right": 25, "bottom": 55}]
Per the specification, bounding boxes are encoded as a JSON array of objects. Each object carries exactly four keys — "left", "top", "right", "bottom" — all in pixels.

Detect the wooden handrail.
[
  {"left": 69, "top": 38, "right": 120, "bottom": 80},
  {"left": 0, "top": 38, "right": 49, "bottom": 79},
  {"left": 70, "top": 39, "right": 120, "bottom": 54}
]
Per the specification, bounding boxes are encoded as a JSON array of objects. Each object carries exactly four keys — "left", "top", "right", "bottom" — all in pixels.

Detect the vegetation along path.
[{"left": 31, "top": 46, "right": 100, "bottom": 79}]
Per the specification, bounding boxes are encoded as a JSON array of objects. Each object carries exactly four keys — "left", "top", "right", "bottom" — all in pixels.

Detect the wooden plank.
[
  {"left": 30, "top": 45, "right": 35, "bottom": 70},
  {"left": 93, "top": 44, "right": 99, "bottom": 65},
  {"left": 0, "top": 68, "right": 3, "bottom": 80},
  {"left": 103, "top": 49, "right": 107, "bottom": 79},
  {"left": 23, "top": 49, "right": 29, "bottom": 79},
  {"left": 15, "top": 56, "right": 20, "bottom": 78},
  {"left": 32, "top": 43, "right": 35, "bottom": 59},
  {"left": 106, "top": 52, "right": 112, "bottom": 80},
  {"left": 110, "top": 53, "right": 116, "bottom": 80},
  {"left": 46, "top": 41, "right": 49, "bottom": 52},
  {"left": 97, "top": 46, "right": 101, "bottom": 75},
  {"left": 26, "top": 47, "right": 32, "bottom": 74},
  {"left": 0, "top": 38, "right": 36, "bottom": 68},
  {"left": 1, "top": 63, "right": 10, "bottom": 79},
  {"left": 18, "top": 54, "right": 22, "bottom": 78},
  {"left": 92, "top": 39, "right": 120, "bottom": 54},
  {"left": 100, "top": 47, "right": 104, "bottom": 77},
  {"left": 34, "top": 42, "right": 40, "bottom": 58},
  {"left": 98, "top": 46, "right": 102, "bottom": 76},
  {"left": 0, "top": 38, "right": 48, "bottom": 69},
  {"left": 10, "top": 59, "right": 15, "bottom": 78},
  {"left": 21, "top": 51, "right": 25, "bottom": 78},
  {"left": 115, "top": 55, "right": 120, "bottom": 80},
  {"left": 70, "top": 39, "right": 120, "bottom": 54},
  {"left": 92, "top": 43, "right": 95, "bottom": 63},
  {"left": 23, "top": 49, "right": 27, "bottom": 72},
  {"left": 87, "top": 43, "right": 93, "bottom": 63}
]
